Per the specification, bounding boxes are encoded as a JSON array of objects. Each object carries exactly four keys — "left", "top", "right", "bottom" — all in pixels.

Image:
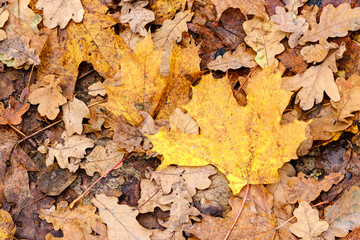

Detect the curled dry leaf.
[
  {"left": 331, "top": 74, "right": 360, "bottom": 122},
  {"left": 0, "top": 9, "right": 9, "bottom": 41},
  {"left": 81, "top": 141, "right": 124, "bottom": 176},
  {"left": 323, "top": 186, "right": 360, "bottom": 240},
  {"left": 28, "top": 75, "right": 67, "bottom": 120},
  {"left": 62, "top": 97, "right": 90, "bottom": 136},
  {"left": 169, "top": 108, "right": 199, "bottom": 135},
  {"left": 300, "top": 42, "right": 338, "bottom": 64},
  {"left": 159, "top": 182, "right": 200, "bottom": 232},
  {"left": 285, "top": 172, "right": 344, "bottom": 204},
  {"left": 151, "top": 165, "right": 217, "bottom": 196},
  {"left": 300, "top": 3, "right": 360, "bottom": 45},
  {"left": 92, "top": 194, "right": 152, "bottom": 240},
  {"left": 36, "top": 0, "right": 84, "bottom": 29},
  {"left": 120, "top": 1, "right": 155, "bottom": 37},
  {"left": 0, "top": 209, "right": 15, "bottom": 240},
  {"left": 282, "top": 43, "right": 345, "bottom": 110},
  {"left": 270, "top": 6, "right": 308, "bottom": 48},
  {"left": 0, "top": 96, "right": 30, "bottom": 125},
  {"left": 39, "top": 201, "right": 108, "bottom": 240},
  {"left": 244, "top": 17, "right": 286, "bottom": 68},
  {"left": 137, "top": 178, "right": 170, "bottom": 213},
  {"left": 289, "top": 201, "right": 329, "bottom": 240},
  {"left": 207, "top": 43, "right": 256, "bottom": 71},
  {"left": 46, "top": 132, "right": 94, "bottom": 172}
]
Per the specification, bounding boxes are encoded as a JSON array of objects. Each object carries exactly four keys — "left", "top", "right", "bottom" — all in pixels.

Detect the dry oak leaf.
[
  {"left": 300, "top": 42, "right": 338, "bottom": 64},
  {"left": 148, "top": 67, "right": 308, "bottom": 195},
  {"left": 151, "top": 165, "right": 217, "bottom": 196},
  {"left": 211, "top": 0, "right": 268, "bottom": 20},
  {"left": 322, "top": 186, "right": 360, "bottom": 240},
  {"left": 153, "top": 11, "right": 193, "bottom": 75},
  {"left": 120, "top": 1, "right": 155, "bottom": 37},
  {"left": 61, "top": 0, "right": 129, "bottom": 80},
  {"left": 0, "top": 209, "right": 15, "bottom": 240},
  {"left": 270, "top": 6, "right": 308, "bottom": 48},
  {"left": 285, "top": 172, "right": 344, "bottom": 204},
  {"left": 6, "top": 0, "right": 42, "bottom": 32},
  {"left": 159, "top": 182, "right": 200, "bottom": 232},
  {"left": 80, "top": 141, "right": 124, "bottom": 176},
  {"left": 0, "top": 29, "right": 40, "bottom": 68},
  {"left": 39, "top": 201, "right": 108, "bottom": 240},
  {"left": 282, "top": 43, "right": 345, "bottom": 110},
  {"left": 46, "top": 132, "right": 94, "bottom": 172},
  {"left": 331, "top": 74, "right": 360, "bottom": 122},
  {"left": 187, "top": 196, "right": 291, "bottom": 240},
  {"left": 104, "top": 34, "right": 201, "bottom": 124},
  {"left": 88, "top": 81, "right": 107, "bottom": 97},
  {"left": 119, "top": 27, "right": 144, "bottom": 50},
  {"left": 169, "top": 108, "right": 199, "bottom": 134},
  {"left": 299, "top": 3, "right": 360, "bottom": 45},
  {"left": 28, "top": 76, "right": 67, "bottom": 120},
  {"left": 0, "top": 9, "right": 9, "bottom": 41},
  {"left": 0, "top": 96, "right": 30, "bottom": 125},
  {"left": 92, "top": 194, "right": 152, "bottom": 240},
  {"left": 207, "top": 43, "right": 256, "bottom": 71},
  {"left": 289, "top": 201, "right": 329, "bottom": 240},
  {"left": 244, "top": 17, "right": 286, "bottom": 68},
  {"left": 36, "top": 0, "right": 84, "bottom": 29},
  {"left": 137, "top": 178, "right": 170, "bottom": 213},
  {"left": 283, "top": 0, "right": 308, "bottom": 15},
  {"left": 150, "top": 0, "right": 187, "bottom": 24},
  {"left": 62, "top": 97, "right": 90, "bottom": 136}
]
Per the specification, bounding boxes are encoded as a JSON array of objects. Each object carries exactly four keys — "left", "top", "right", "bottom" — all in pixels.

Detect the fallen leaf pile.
[{"left": 2, "top": 0, "right": 360, "bottom": 239}]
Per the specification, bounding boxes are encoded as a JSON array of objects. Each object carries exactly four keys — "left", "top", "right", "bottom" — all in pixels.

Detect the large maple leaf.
[{"left": 148, "top": 67, "right": 308, "bottom": 194}]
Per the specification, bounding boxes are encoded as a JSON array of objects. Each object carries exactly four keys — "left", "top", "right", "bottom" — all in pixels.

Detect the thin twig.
[
  {"left": 17, "top": 119, "right": 63, "bottom": 144},
  {"left": 78, "top": 69, "right": 95, "bottom": 80},
  {"left": 9, "top": 124, "right": 26, "bottom": 137},
  {"left": 70, "top": 153, "right": 132, "bottom": 209},
  {"left": 223, "top": 183, "right": 250, "bottom": 240},
  {"left": 0, "top": 2, "right": 7, "bottom": 15},
  {"left": 13, "top": 194, "right": 47, "bottom": 216},
  {"left": 236, "top": 65, "right": 258, "bottom": 94},
  {"left": 87, "top": 99, "right": 107, "bottom": 108},
  {"left": 26, "top": 65, "right": 35, "bottom": 88}
]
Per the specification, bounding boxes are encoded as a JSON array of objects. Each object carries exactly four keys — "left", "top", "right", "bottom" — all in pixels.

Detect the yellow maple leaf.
[
  {"left": 148, "top": 67, "right": 308, "bottom": 194},
  {"left": 104, "top": 34, "right": 200, "bottom": 125}
]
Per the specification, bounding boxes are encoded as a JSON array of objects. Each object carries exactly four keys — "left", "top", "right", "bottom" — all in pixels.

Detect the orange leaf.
[{"left": 0, "top": 97, "right": 29, "bottom": 125}]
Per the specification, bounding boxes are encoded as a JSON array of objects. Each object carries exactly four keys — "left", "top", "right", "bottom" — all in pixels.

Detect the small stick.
[
  {"left": 17, "top": 119, "right": 63, "bottom": 144},
  {"left": 70, "top": 153, "right": 132, "bottom": 209},
  {"left": 223, "top": 183, "right": 250, "bottom": 240},
  {"left": 78, "top": 69, "right": 95, "bottom": 80},
  {"left": 26, "top": 65, "right": 35, "bottom": 88},
  {"left": 13, "top": 194, "right": 47, "bottom": 216},
  {"left": 236, "top": 65, "right": 258, "bottom": 94},
  {"left": 9, "top": 124, "right": 26, "bottom": 137},
  {"left": 87, "top": 99, "right": 107, "bottom": 108}
]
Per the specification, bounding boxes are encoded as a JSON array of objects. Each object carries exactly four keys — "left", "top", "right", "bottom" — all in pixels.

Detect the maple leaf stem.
[
  {"left": 223, "top": 183, "right": 250, "bottom": 240},
  {"left": 70, "top": 153, "right": 132, "bottom": 209}
]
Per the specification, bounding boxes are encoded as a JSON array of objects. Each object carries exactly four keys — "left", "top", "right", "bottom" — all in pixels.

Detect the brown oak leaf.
[{"left": 0, "top": 96, "right": 29, "bottom": 125}]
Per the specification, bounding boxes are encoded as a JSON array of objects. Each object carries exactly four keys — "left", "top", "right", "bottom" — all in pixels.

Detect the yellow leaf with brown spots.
[{"left": 148, "top": 67, "right": 308, "bottom": 194}]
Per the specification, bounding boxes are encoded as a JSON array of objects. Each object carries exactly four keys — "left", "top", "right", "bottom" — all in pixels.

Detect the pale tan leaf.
[
  {"left": 119, "top": 27, "right": 144, "bottom": 50},
  {"left": 283, "top": 0, "right": 308, "bottom": 14},
  {"left": 36, "top": 0, "right": 84, "bottom": 29},
  {"left": 88, "top": 81, "right": 107, "bottom": 96},
  {"left": 81, "top": 141, "right": 124, "bottom": 176},
  {"left": 151, "top": 165, "right": 217, "bottom": 196},
  {"left": 289, "top": 202, "right": 329, "bottom": 240},
  {"left": 331, "top": 74, "right": 360, "bottom": 122},
  {"left": 46, "top": 132, "right": 94, "bottom": 172},
  {"left": 28, "top": 75, "right": 67, "bottom": 120},
  {"left": 207, "top": 43, "right": 256, "bottom": 71},
  {"left": 285, "top": 172, "right": 344, "bottom": 204},
  {"left": 63, "top": 97, "right": 90, "bottom": 136},
  {"left": 299, "top": 3, "right": 360, "bottom": 45},
  {"left": 169, "top": 108, "right": 199, "bottom": 135},
  {"left": 92, "top": 194, "right": 152, "bottom": 240},
  {"left": 139, "top": 111, "right": 159, "bottom": 135},
  {"left": 120, "top": 1, "right": 155, "bottom": 37},
  {"left": 300, "top": 42, "right": 338, "bottom": 63},
  {"left": 323, "top": 186, "right": 360, "bottom": 240},
  {"left": 282, "top": 44, "right": 345, "bottom": 110},
  {"left": 0, "top": 10, "right": 9, "bottom": 41},
  {"left": 244, "top": 17, "right": 286, "bottom": 68},
  {"left": 270, "top": 6, "right": 308, "bottom": 48},
  {"left": 159, "top": 182, "right": 200, "bottom": 232},
  {"left": 39, "top": 201, "right": 107, "bottom": 240},
  {"left": 138, "top": 178, "right": 170, "bottom": 213},
  {"left": 211, "top": 0, "right": 268, "bottom": 20}
]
